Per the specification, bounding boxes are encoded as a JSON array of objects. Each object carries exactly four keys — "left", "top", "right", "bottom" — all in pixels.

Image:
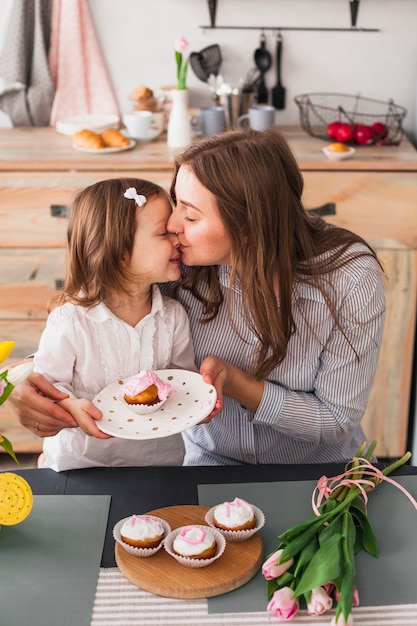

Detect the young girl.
[{"left": 34, "top": 178, "right": 195, "bottom": 471}]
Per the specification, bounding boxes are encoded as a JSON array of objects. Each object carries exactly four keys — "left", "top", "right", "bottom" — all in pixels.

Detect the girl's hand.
[
  {"left": 8, "top": 373, "right": 78, "bottom": 436},
  {"left": 58, "top": 397, "right": 111, "bottom": 439}
]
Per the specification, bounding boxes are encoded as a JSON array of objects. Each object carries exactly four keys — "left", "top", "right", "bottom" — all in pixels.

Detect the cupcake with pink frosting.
[
  {"left": 119, "top": 370, "right": 174, "bottom": 414},
  {"left": 205, "top": 497, "right": 265, "bottom": 542},
  {"left": 164, "top": 524, "right": 226, "bottom": 568}
]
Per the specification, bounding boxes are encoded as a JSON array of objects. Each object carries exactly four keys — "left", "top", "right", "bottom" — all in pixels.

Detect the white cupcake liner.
[
  {"left": 164, "top": 524, "right": 226, "bottom": 568},
  {"left": 122, "top": 396, "right": 168, "bottom": 415},
  {"left": 113, "top": 515, "right": 171, "bottom": 557},
  {"left": 204, "top": 504, "right": 265, "bottom": 542}
]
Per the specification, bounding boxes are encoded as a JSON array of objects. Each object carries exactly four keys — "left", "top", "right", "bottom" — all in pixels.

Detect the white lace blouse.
[{"left": 34, "top": 285, "right": 195, "bottom": 471}]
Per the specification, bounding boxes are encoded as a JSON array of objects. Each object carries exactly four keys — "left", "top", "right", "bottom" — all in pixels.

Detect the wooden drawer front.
[
  {"left": 0, "top": 171, "right": 174, "bottom": 248},
  {"left": 302, "top": 172, "right": 417, "bottom": 250},
  {"left": 362, "top": 249, "right": 417, "bottom": 457},
  {"left": 0, "top": 249, "right": 65, "bottom": 319}
]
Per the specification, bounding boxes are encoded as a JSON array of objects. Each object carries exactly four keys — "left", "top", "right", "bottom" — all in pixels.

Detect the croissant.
[
  {"left": 73, "top": 129, "right": 105, "bottom": 150},
  {"left": 101, "top": 128, "right": 131, "bottom": 148}
]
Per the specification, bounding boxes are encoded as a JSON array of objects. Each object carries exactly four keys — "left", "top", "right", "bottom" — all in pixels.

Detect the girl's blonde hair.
[
  {"left": 171, "top": 129, "right": 383, "bottom": 379},
  {"left": 50, "top": 178, "right": 170, "bottom": 311}
]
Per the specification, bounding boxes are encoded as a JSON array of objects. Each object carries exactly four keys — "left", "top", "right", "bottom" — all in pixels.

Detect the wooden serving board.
[{"left": 115, "top": 505, "right": 264, "bottom": 599}]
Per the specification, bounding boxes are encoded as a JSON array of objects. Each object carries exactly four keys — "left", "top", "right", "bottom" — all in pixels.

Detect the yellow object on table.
[{"left": 0, "top": 472, "right": 33, "bottom": 526}]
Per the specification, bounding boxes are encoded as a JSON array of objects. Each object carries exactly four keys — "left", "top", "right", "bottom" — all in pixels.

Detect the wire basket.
[{"left": 294, "top": 92, "right": 407, "bottom": 145}]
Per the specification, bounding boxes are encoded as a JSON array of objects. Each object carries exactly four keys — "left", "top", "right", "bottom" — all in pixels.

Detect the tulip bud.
[
  {"left": 267, "top": 587, "right": 299, "bottom": 619},
  {"left": 262, "top": 549, "right": 294, "bottom": 580},
  {"left": 307, "top": 586, "right": 333, "bottom": 616}
]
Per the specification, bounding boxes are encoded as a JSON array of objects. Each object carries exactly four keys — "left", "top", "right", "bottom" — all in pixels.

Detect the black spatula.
[{"left": 271, "top": 33, "right": 286, "bottom": 110}]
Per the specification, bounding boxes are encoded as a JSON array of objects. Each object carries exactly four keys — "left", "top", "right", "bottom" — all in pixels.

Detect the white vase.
[{"left": 167, "top": 89, "right": 192, "bottom": 149}]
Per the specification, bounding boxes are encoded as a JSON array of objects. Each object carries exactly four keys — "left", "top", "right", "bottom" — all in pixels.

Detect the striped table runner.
[{"left": 91, "top": 569, "right": 417, "bottom": 626}]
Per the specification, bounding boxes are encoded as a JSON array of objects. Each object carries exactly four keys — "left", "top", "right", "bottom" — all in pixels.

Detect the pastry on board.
[
  {"left": 120, "top": 514, "right": 165, "bottom": 548},
  {"left": 172, "top": 525, "right": 217, "bottom": 559},
  {"left": 212, "top": 497, "right": 256, "bottom": 531}
]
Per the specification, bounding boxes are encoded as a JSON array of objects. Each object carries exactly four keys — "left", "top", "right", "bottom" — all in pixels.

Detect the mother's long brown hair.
[
  {"left": 49, "top": 178, "right": 170, "bottom": 311},
  {"left": 171, "top": 129, "right": 383, "bottom": 379}
]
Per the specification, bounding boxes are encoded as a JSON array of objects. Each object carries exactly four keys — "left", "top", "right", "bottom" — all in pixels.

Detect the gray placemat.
[
  {"left": 0, "top": 494, "right": 111, "bottom": 626},
  {"left": 198, "top": 476, "right": 417, "bottom": 614}
]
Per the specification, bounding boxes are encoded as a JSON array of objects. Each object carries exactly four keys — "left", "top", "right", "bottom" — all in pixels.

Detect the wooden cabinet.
[{"left": 1, "top": 127, "right": 416, "bottom": 457}]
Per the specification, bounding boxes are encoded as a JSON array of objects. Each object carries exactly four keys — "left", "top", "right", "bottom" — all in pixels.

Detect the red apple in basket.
[
  {"left": 371, "top": 122, "right": 388, "bottom": 140},
  {"left": 335, "top": 123, "right": 356, "bottom": 144},
  {"left": 355, "top": 124, "right": 376, "bottom": 145},
  {"left": 327, "top": 121, "right": 342, "bottom": 140}
]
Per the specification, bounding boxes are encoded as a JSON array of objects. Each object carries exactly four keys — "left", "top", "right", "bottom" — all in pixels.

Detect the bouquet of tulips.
[
  {"left": 263, "top": 441, "right": 417, "bottom": 625},
  {"left": 0, "top": 341, "right": 34, "bottom": 463}
]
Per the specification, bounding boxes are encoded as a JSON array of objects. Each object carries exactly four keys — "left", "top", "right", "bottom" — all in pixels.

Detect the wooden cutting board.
[{"left": 115, "top": 504, "right": 264, "bottom": 599}]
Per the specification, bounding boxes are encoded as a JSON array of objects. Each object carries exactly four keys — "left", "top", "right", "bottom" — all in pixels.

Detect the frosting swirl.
[{"left": 121, "top": 370, "right": 173, "bottom": 401}]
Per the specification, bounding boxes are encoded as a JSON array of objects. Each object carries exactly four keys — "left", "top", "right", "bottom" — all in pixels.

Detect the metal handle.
[
  {"left": 50, "top": 205, "right": 68, "bottom": 218},
  {"left": 307, "top": 202, "right": 337, "bottom": 216}
]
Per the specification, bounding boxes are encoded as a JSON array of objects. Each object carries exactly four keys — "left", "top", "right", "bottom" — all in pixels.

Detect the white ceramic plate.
[
  {"left": 55, "top": 114, "right": 120, "bottom": 135},
  {"left": 121, "top": 128, "right": 162, "bottom": 143},
  {"left": 93, "top": 369, "right": 217, "bottom": 440},
  {"left": 72, "top": 139, "right": 136, "bottom": 154}
]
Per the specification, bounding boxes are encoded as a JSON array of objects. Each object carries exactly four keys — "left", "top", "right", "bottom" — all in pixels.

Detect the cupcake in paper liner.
[
  {"left": 123, "top": 397, "right": 168, "bottom": 415},
  {"left": 164, "top": 524, "right": 226, "bottom": 568},
  {"left": 205, "top": 498, "right": 265, "bottom": 542},
  {"left": 118, "top": 370, "right": 175, "bottom": 415},
  {"left": 113, "top": 514, "right": 171, "bottom": 557}
]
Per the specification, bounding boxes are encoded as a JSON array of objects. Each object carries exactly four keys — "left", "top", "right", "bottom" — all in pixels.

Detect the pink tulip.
[
  {"left": 262, "top": 549, "right": 294, "bottom": 580},
  {"left": 334, "top": 586, "right": 360, "bottom": 607},
  {"left": 267, "top": 587, "right": 299, "bottom": 619},
  {"left": 175, "top": 36, "right": 189, "bottom": 54},
  {"left": 322, "top": 582, "right": 335, "bottom": 596},
  {"left": 307, "top": 586, "right": 333, "bottom": 616},
  {"left": 330, "top": 613, "right": 353, "bottom": 626}
]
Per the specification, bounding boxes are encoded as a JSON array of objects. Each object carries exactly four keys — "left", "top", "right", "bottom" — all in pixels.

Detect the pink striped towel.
[{"left": 49, "top": 0, "right": 120, "bottom": 126}]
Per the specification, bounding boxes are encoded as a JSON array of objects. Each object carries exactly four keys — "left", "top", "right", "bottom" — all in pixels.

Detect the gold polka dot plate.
[{"left": 93, "top": 369, "right": 216, "bottom": 440}]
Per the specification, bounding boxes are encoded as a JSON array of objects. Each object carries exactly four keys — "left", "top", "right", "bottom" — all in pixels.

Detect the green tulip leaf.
[
  {"left": 293, "top": 535, "right": 318, "bottom": 577},
  {"left": 350, "top": 501, "right": 379, "bottom": 557},
  {"left": 293, "top": 532, "right": 343, "bottom": 597},
  {"left": 0, "top": 435, "right": 18, "bottom": 464}
]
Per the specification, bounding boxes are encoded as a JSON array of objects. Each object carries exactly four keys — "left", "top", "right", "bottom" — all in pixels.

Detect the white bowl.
[
  {"left": 55, "top": 114, "right": 120, "bottom": 135},
  {"left": 322, "top": 145, "right": 356, "bottom": 161}
]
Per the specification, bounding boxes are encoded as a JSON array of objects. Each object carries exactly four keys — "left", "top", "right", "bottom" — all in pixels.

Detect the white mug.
[
  {"left": 237, "top": 105, "right": 276, "bottom": 131},
  {"left": 123, "top": 111, "right": 152, "bottom": 138}
]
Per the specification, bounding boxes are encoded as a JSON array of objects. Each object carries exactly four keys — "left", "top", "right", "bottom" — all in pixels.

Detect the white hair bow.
[{"left": 124, "top": 187, "right": 147, "bottom": 207}]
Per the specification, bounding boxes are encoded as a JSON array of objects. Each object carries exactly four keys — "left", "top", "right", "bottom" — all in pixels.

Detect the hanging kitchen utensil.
[
  {"left": 254, "top": 33, "right": 272, "bottom": 104},
  {"left": 350, "top": 0, "right": 360, "bottom": 27},
  {"left": 190, "top": 44, "right": 222, "bottom": 83},
  {"left": 271, "top": 32, "right": 286, "bottom": 110},
  {"left": 207, "top": 0, "right": 217, "bottom": 27}
]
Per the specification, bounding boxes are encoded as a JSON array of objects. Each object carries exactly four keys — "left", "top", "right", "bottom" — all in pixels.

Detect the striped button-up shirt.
[{"left": 163, "top": 243, "right": 385, "bottom": 466}]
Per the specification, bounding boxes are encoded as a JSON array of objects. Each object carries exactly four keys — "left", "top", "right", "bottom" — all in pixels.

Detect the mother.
[{"left": 10, "top": 129, "right": 385, "bottom": 465}]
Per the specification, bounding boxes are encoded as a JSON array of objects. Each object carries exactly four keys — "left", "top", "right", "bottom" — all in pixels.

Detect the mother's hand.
[
  {"left": 200, "top": 355, "right": 264, "bottom": 422},
  {"left": 8, "top": 373, "right": 78, "bottom": 437},
  {"left": 199, "top": 356, "right": 227, "bottom": 423}
]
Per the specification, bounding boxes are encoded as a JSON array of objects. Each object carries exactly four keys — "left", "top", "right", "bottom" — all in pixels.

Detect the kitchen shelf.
[
  {"left": 200, "top": 26, "right": 379, "bottom": 32},
  {"left": 203, "top": 0, "right": 378, "bottom": 31}
]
